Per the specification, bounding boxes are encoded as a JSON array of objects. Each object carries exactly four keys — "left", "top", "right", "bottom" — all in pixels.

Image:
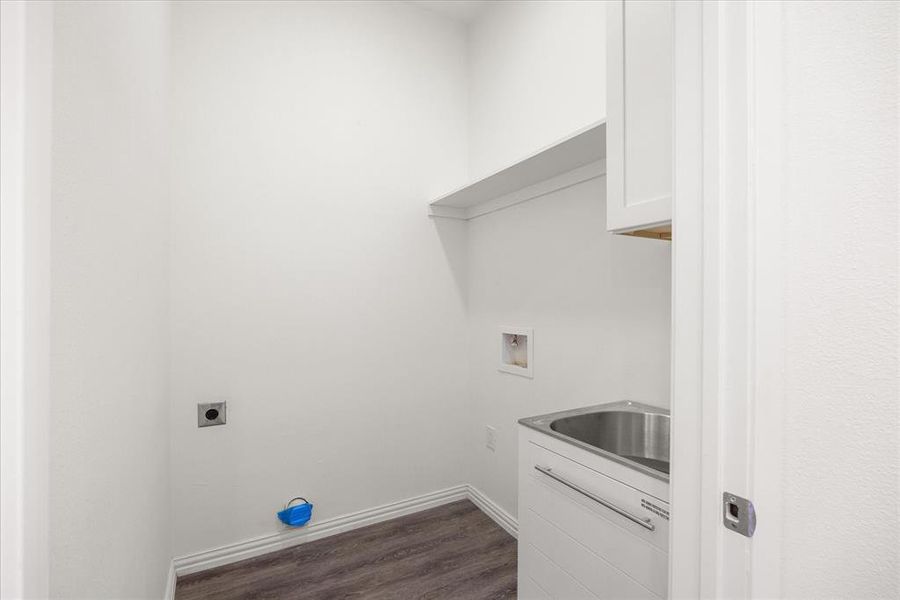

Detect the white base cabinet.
[{"left": 517, "top": 426, "right": 670, "bottom": 599}]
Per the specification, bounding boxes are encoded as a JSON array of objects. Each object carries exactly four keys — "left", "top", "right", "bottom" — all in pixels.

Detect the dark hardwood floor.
[{"left": 174, "top": 500, "right": 517, "bottom": 600}]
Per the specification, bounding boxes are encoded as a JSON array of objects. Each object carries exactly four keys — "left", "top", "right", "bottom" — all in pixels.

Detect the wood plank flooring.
[{"left": 174, "top": 500, "right": 517, "bottom": 600}]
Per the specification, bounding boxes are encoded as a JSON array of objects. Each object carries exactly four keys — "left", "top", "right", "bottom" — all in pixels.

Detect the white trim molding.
[
  {"left": 171, "top": 484, "right": 516, "bottom": 579},
  {"left": 0, "top": 2, "right": 53, "bottom": 598},
  {"left": 671, "top": 2, "right": 789, "bottom": 598},
  {"left": 467, "top": 485, "right": 517, "bottom": 539},
  {"left": 164, "top": 561, "right": 176, "bottom": 600}
]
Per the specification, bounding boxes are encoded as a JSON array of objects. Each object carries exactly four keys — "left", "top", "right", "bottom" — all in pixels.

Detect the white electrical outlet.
[{"left": 485, "top": 425, "right": 497, "bottom": 451}]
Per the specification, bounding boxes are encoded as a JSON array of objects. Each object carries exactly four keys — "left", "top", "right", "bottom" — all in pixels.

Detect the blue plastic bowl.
[{"left": 277, "top": 497, "right": 313, "bottom": 527}]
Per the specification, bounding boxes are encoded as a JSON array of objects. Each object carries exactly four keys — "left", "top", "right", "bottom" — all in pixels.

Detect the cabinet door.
[{"left": 607, "top": 0, "right": 673, "bottom": 233}]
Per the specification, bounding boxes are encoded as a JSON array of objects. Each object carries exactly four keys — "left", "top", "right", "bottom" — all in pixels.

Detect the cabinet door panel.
[
  {"left": 519, "top": 542, "right": 598, "bottom": 600},
  {"left": 518, "top": 575, "right": 551, "bottom": 600},
  {"left": 522, "top": 508, "right": 660, "bottom": 599},
  {"left": 624, "top": 1, "right": 673, "bottom": 207},
  {"left": 607, "top": 0, "right": 673, "bottom": 232}
]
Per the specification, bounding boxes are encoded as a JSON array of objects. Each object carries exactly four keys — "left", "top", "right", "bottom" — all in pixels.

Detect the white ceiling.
[{"left": 408, "top": 1, "right": 490, "bottom": 23}]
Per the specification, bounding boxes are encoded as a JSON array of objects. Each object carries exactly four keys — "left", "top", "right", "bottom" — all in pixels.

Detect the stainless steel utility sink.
[{"left": 519, "top": 401, "right": 670, "bottom": 480}]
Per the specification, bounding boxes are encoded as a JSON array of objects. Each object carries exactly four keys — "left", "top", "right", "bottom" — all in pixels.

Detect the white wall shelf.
[{"left": 428, "top": 120, "right": 606, "bottom": 220}]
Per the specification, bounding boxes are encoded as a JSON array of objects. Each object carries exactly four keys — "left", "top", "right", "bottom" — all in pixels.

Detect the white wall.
[
  {"left": 169, "top": 1, "right": 470, "bottom": 557},
  {"left": 19, "top": 3, "right": 898, "bottom": 597},
  {"left": 465, "top": 179, "right": 671, "bottom": 516},
  {"left": 463, "top": 0, "right": 670, "bottom": 518},
  {"left": 36, "top": 0, "right": 668, "bottom": 584},
  {"left": 49, "top": 2, "right": 172, "bottom": 598},
  {"left": 777, "top": 2, "right": 898, "bottom": 596},
  {"left": 467, "top": 1, "right": 606, "bottom": 177}
]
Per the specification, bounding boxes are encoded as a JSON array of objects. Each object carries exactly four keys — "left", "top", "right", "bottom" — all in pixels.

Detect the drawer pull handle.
[{"left": 534, "top": 465, "right": 655, "bottom": 532}]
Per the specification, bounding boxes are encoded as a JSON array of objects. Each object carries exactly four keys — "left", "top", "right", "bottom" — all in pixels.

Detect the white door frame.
[
  {"left": 670, "top": 2, "right": 786, "bottom": 598},
  {"left": 0, "top": 2, "right": 53, "bottom": 598}
]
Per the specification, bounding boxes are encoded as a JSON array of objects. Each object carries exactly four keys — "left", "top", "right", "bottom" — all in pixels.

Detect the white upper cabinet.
[{"left": 606, "top": 0, "right": 673, "bottom": 233}]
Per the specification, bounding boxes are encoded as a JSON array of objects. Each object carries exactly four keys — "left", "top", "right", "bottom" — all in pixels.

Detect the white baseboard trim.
[
  {"left": 467, "top": 485, "right": 518, "bottom": 539},
  {"left": 170, "top": 484, "right": 517, "bottom": 581},
  {"left": 164, "top": 560, "right": 176, "bottom": 600},
  {"left": 172, "top": 484, "right": 471, "bottom": 576}
]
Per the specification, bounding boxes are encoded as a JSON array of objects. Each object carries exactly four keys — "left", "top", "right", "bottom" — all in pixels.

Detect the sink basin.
[
  {"left": 550, "top": 410, "right": 670, "bottom": 474},
  {"left": 519, "top": 401, "right": 670, "bottom": 480}
]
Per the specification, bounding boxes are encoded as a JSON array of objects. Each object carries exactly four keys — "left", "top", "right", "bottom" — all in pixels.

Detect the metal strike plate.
[{"left": 723, "top": 492, "right": 756, "bottom": 537}]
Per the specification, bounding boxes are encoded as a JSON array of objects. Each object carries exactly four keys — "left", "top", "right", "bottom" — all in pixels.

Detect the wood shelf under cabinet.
[
  {"left": 620, "top": 224, "right": 672, "bottom": 241},
  {"left": 428, "top": 121, "right": 606, "bottom": 221}
]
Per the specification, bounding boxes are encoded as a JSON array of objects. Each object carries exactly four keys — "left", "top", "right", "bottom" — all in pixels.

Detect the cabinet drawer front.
[
  {"left": 520, "top": 440, "right": 669, "bottom": 596},
  {"left": 522, "top": 508, "right": 660, "bottom": 599},
  {"left": 520, "top": 542, "right": 597, "bottom": 600}
]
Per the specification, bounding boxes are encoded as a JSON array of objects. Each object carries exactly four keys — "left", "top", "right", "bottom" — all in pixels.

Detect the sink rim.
[{"left": 518, "top": 400, "right": 670, "bottom": 482}]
